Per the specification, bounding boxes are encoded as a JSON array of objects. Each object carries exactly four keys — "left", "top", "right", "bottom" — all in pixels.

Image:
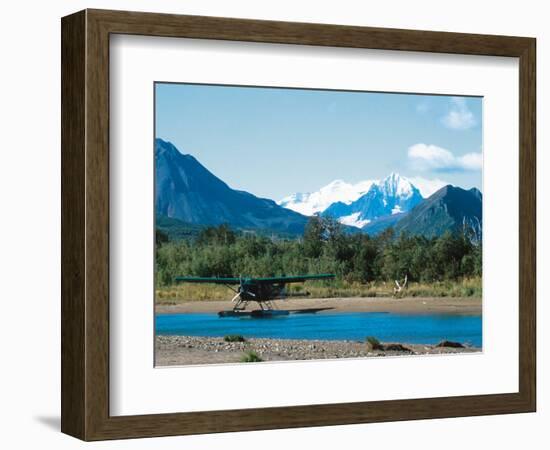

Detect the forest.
[{"left": 155, "top": 216, "right": 482, "bottom": 300}]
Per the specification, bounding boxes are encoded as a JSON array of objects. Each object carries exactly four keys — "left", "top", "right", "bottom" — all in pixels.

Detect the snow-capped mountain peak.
[
  {"left": 277, "top": 179, "right": 375, "bottom": 216},
  {"left": 321, "top": 173, "right": 423, "bottom": 228},
  {"left": 278, "top": 172, "right": 423, "bottom": 228},
  {"left": 379, "top": 172, "right": 414, "bottom": 199},
  {"left": 323, "top": 179, "right": 347, "bottom": 189}
]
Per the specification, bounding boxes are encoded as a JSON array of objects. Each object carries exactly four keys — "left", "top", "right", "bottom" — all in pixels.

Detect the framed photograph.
[{"left": 61, "top": 9, "right": 536, "bottom": 440}]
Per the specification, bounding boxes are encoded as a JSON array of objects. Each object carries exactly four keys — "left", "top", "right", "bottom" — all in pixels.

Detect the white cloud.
[
  {"left": 406, "top": 176, "right": 449, "bottom": 197},
  {"left": 442, "top": 97, "right": 476, "bottom": 130},
  {"left": 458, "top": 152, "right": 483, "bottom": 171},
  {"left": 408, "top": 143, "right": 482, "bottom": 172}
]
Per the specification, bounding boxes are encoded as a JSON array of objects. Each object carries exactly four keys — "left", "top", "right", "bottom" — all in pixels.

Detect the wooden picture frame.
[{"left": 61, "top": 9, "right": 536, "bottom": 441}]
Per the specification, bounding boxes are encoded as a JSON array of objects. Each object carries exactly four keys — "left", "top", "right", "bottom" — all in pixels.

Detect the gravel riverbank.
[
  {"left": 156, "top": 296, "right": 482, "bottom": 315},
  {"left": 155, "top": 335, "right": 480, "bottom": 366}
]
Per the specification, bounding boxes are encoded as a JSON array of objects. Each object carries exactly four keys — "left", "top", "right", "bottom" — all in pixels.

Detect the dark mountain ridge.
[
  {"left": 363, "top": 184, "right": 482, "bottom": 238},
  {"left": 155, "top": 139, "right": 309, "bottom": 235}
]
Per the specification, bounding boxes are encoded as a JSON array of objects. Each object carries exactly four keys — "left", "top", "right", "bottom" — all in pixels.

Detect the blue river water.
[{"left": 156, "top": 312, "right": 482, "bottom": 347}]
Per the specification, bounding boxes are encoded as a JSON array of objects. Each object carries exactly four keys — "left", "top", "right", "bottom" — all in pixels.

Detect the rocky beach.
[{"left": 155, "top": 334, "right": 481, "bottom": 367}]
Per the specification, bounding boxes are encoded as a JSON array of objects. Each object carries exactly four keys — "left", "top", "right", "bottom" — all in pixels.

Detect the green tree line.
[{"left": 155, "top": 216, "right": 481, "bottom": 287}]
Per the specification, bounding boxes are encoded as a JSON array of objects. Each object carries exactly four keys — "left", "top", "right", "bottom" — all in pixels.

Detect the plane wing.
[
  {"left": 174, "top": 274, "right": 335, "bottom": 285},
  {"left": 174, "top": 276, "right": 241, "bottom": 284},
  {"left": 252, "top": 274, "right": 335, "bottom": 284}
]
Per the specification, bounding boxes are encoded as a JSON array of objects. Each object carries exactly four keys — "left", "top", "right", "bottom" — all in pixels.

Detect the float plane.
[{"left": 175, "top": 274, "right": 335, "bottom": 317}]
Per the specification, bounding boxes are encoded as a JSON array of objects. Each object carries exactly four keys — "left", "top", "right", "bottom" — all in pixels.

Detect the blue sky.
[{"left": 155, "top": 83, "right": 482, "bottom": 200}]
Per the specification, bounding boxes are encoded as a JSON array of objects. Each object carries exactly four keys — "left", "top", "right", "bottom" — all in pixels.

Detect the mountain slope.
[
  {"left": 323, "top": 173, "right": 423, "bottom": 227},
  {"left": 392, "top": 185, "right": 482, "bottom": 238},
  {"left": 362, "top": 212, "right": 407, "bottom": 235},
  {"left": 155, "top": 139, "right": 309, "bottom": 235}
]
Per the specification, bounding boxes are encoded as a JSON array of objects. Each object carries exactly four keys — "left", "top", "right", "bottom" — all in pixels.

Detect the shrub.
[
  {"left": 224, "top": 334, "right": 246, "bottom": 343},
  {"left": 240, "top": 351, "right": 263, "bottom": 362},
  {"left": 461, "top": 286, "right": 475, "bottom": 297},
  {"left": 436, "top": 340, "right": 464, "bottom": 348},
  {"left": 366, "top": 336, "right": 383, "bottom": 350},
  {"left": 384, "top": 343, "right": 412, "bottom": 352}
]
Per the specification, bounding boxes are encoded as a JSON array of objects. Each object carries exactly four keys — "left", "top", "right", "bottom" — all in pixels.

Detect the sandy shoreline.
[
  {"left": 156, "top": 335, "right": 481, "bottom": 366},
  {"left": 156, "top": 296, "right": 482, "bottom": 315}
]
